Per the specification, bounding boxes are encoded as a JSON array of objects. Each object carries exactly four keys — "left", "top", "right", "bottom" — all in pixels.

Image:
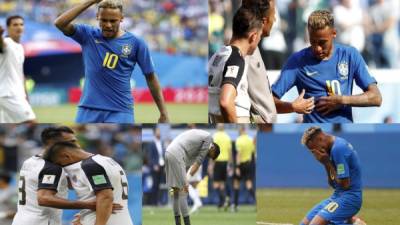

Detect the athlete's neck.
[
  {"left": 230, "top": 38, "right": 251, "bottom": 57},
  {"left": 9, "top": 35, "right": 21, "bottom": 43}
]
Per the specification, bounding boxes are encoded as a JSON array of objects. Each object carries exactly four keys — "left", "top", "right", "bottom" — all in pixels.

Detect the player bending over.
[
  {"left": 300, "top": 126, "right": 366, "bottom": 225},
  {"left": 44, "top": 141, "right": 133, "bottom": 225},
  {"left": 165, "top": 129, "right": 220, "bottom": 225},
  {"left": 12, "top": 126, "right": 121, "bottom": 225}
]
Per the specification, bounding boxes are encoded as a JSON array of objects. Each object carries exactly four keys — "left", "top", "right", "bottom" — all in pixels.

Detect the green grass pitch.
[
  {"left": 33, "top": 103, "right": 207, "bottom": 123},
  {"left": 143, "top": 205, "right": 256, "bottom": 225},
  {"left": 256, "top": 188, "right": 400, "bottom": 225}
]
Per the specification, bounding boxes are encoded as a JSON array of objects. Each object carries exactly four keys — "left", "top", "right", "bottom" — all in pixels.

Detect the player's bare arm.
[
  {"left": 0, "top": 25, "right": 5, "bottom": 53},
  {"left": 273, "top": 89, "right": 315, "bottom": 114},
  {"left": 187, "top": 162, "right": 200, "bottom": 179},
  {"left": 54, "top": 0, "right": 102, "bottom": 35},
  {"left": 94, "top": 188, "right": 114, "bottom": 225},
  {"left": 37, "top": 189, "right": 123, "bottom": 210},
  {"left": 316, "top": 84, "right": 382, "bottom": 116},
  {"left": 219, "top": 83, "right": 237, "bottom": 122},
  {"left": 145, "top": 72, "right": 169, "bottom": 122}
]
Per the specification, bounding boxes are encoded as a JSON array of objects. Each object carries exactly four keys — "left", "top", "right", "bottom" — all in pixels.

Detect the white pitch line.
[{"left": 256, "top": 222, "right": 294, "bottom": 225}]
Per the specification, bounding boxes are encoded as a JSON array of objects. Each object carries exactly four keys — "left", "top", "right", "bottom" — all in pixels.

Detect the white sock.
[{"left": 188, "top": 184, "right": 202, "bottom": 206}]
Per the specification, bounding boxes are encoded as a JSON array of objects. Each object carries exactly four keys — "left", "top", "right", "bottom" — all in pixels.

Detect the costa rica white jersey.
[
  {"left": 12, "top": 155, "right": 68, "bottom": 225},
  {"left": 208, "top": 45, "right": 250, "bottom": 117},
  {"left": 0, "top": 37, "right": 25, "bottom": 99},
  {"left": 64, "top": 154, "right": 133, "bottom": 225}
]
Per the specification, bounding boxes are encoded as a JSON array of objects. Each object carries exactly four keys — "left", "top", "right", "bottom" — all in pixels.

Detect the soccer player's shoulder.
[
  {"left": 125, "top": 31, "right": 148, "bottom": 47},
  {"left": 335, "top": 43, "right": 359, "bottom": 56}
]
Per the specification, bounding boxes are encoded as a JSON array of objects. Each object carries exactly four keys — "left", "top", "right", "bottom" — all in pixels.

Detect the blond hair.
[
  {"left": 307, "top": 10, "right": 334, "bottom": 31},
  {"left": 98, "top": 0, "right": 123, "bottom": 12},
  {"left": 301, "top": 126, "right": 322, "bottom": 145}
]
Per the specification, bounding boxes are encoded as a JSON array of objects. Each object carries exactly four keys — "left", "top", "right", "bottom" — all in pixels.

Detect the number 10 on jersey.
[{"left": 103, "top": 52, "right": 119, "bottom": 69}]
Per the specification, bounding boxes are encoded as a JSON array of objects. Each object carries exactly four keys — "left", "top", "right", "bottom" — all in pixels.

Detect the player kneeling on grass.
[
  {"left": 165, "top": 129, "right": 220, "bottom": 225},
  {"left": 300, "top": 126, "right": 366, "bottom": 225},
  {"left": 208, "top": 7, "right": 263, "bottom": 123},
  {"left": 44, "top": 141, "right": 133, "bottom": 225}
]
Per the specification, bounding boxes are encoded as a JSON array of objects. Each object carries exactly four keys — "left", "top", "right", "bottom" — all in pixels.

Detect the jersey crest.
[
  {"left": 338, "top": 61, "right": 349, "bottom": 80},
  {"left": 121, "top": 44, "right": 132, "bottom": 57}
]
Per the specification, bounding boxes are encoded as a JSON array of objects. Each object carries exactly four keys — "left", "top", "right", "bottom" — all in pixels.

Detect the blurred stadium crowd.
[
  {"left": 209, "top": 0, "right": 400, "bottom": 69},
  {"left": 142, "top": 124, "right": 256, "bottom": 211},
  {"left": 0, "top": 124, "right": 142, "bottom": 224},
  {"left": 0, "top": 0, "right": 208, "bottom": 56}
]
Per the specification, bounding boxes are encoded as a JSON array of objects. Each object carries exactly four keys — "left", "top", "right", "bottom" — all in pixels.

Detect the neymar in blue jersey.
[
  {"left": 54, "top": 0, "right": 169, "bottom": 123},
  {"left": 272, "top": 10, "right": 382, "bottom": 123},
  {"left": 300, "top": 126, "right": 366, "bottom": 225}
]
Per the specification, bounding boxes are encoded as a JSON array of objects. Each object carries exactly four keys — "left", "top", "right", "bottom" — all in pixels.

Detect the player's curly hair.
[
  {"left": 301, "top": 126, "right": 322, "bottom": 145},
  {"left": 308, "top": 10, "right": 334, "bottom": 31},
  {"left": 98, "top": 0, "right": 123, "bottom": 12}
]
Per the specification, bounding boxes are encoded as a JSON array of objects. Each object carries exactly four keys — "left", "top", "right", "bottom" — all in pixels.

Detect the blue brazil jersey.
[
  {"left": 272, "top": 44, "right": 376, "bottom": 123},
  {"left": 330, "top": 137, "right": 362, "bottom": 199},
  {"left": 70, "top": 24, "right": 155, "bottom": 113}
]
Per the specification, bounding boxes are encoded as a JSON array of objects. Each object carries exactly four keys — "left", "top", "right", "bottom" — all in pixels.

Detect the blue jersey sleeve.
[
  {"left": 352, "top": 48, "right": 377, "bottom": 90},
  {"left": 271, "top": 55, "right": 298, "bottom": 98},
  {"left": 69, "top": 24, "right": 93, "bottom": 45},
  {"left": 136, "top": 38, "right": 155, "bottom": 76},
  {"left": 331, "top": 140, "right": 350, "bottom": 179}
]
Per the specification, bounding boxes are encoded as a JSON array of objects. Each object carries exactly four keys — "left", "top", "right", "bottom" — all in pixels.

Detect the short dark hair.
[
  {"left": 41, "top": 126, "right": 75, "bottom": 146},
  {"left": 211, "top": 142, "right": 221, "bottom": 160},
  {"left": 232, "top": 7, "right": 263, "bottom": 39},
  {"left": 43, "top": 141, "right": 79, "bottom": 162},
  {"left": 241, "top": 0, "right": 271, "bottom": 18},
  {"left": 6, "top": 15, "right": 24, "bottom": 27}
]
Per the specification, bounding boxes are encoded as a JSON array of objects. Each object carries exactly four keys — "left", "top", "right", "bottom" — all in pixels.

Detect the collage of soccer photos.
[{"left": 0, "top": 0, "right": 400, "bottom": 225}]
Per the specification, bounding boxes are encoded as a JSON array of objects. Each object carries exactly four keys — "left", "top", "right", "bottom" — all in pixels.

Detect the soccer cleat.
[{"left": 352, "top": 216, "right": 367, "bottom": 225}]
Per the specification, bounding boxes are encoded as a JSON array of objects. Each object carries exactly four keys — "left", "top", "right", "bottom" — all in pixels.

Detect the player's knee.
[{"left": 301, "top": 217, "right": 310, "bottom": 225}]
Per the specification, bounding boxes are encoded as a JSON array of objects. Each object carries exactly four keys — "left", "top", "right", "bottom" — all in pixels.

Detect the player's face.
[
  {"left": 97, "top": 8, "right": 123, "bottom": 38},
  {"left": 7, "top": 18, "right": 24, "bottom": 40},
  {"left": 308, "top": 27, "right": 336, "bottom": 60},
  {"left": 261, "top": 0, "right": 276, "bottom": 37},
  {"left": 306, "top": 135, "right": 328, "bottom": 155}
]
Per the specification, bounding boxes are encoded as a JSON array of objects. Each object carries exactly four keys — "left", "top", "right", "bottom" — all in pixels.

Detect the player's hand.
[
  {"left": 111, "top": 203, "right": 124, "bottom": 213},
  {"left": 158, "top": 113, "right": 169, "bottom": 123},
  {"left": 315, "top": 95, "right": 342, "bottom": 115},
  {"left": 311, "top": 148, "right": 330, "bottom": 164},
  {"left": 183, "top": 184, "right": 189, "bottom": 193},
  {"left": 292, "top": 89, "right": 315, "bottom": 114}
]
